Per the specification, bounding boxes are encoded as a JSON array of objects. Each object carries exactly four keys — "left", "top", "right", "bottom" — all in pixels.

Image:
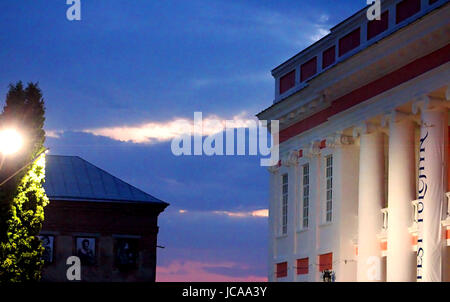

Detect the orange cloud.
[
  {"left": 82, "top": 112, "right": 256, "bottom": 144},
  {"left": 177, "top": 208, "right": 268, "bottom": 218},
  {"left": 213, "top": 209, "right": 268, "bottom": 218}
]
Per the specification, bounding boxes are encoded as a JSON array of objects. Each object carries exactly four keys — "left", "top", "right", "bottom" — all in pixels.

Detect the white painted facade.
[{"left": 258, "top": 0, "right": 450, "bottom": 282}]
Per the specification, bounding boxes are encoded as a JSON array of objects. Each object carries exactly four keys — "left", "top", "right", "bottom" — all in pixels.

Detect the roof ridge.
[
  {"left": 75, "top": 156, "right": 165, "bottom": 203},
  {"left": 45, "top": 155, "right": 168, "bottom": 205}
]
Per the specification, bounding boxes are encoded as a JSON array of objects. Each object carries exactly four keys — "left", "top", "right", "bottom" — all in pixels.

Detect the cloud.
[
  {"left": 46, "top": 130, "right": 64, "bottom": 139},
  {"left": 170, "top": 2, "right": 333, "bottom": 50},
  {"left": 319, "top": 14, "right": 330, "bottom": 23},
  {"left": 81, "top": 111, "right": 257, "bottom": 144},
  {"left": 156, "top": 260, "right": 267, "bottom": 282},
  {"left": 212, "top": 209, "right": 268, "bottom": 218},
  {"left": 242, "top": 8, "right": 332, "bottom": 48},
  {"left": 309, "top": 27, "right": 330, "bottom": 42},
  {"left": 191, "top": 72, "right": 272, "bottom": 88}
]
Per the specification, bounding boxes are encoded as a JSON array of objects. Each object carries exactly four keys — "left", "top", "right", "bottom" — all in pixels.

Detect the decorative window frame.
[
  {"left": 320, "top": 148, "right": 334, "bottom": 226},
  {"left": 279, "top": 168, "right": 289, "bottom": 237},
  {"left": 297, "top": 157, "right": 311, "bottom": 232}
]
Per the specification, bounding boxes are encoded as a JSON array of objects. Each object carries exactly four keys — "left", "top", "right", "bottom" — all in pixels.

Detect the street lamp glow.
[{"left": 0, "top": 129, "right": 23, "bottom": 155}]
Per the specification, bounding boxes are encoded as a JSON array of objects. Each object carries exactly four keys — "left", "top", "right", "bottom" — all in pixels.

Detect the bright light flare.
[{"left": 0, "top": 129, "right": 23, "bottom": 155}]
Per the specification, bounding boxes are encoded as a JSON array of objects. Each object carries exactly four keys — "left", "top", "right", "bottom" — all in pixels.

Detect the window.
[
  {"left": 297, "top": 258, "right": 309, "bottom": 275},
  {"left": 338, "top": 28, "right": 361, "bottom": 57},
  {"left": 302, "top": 164, "right": 310, "bottom": 229},
  {"left": 276, "top": 262, "right": 288, "bottom": 278},
  {"left": 115, "top": 237, "right": 139, "bottom": 272},
  {"left": 281, "top": 174, "right": 288, "bottom": 235},
  {"left": 325, "top": 155, "right": 333, "bottom": 222},
  {"left": 322, "top": 46, "right": 336, "bottom": 69},
  {"left": 367, "top": 11, "right": 389, "bottom": 40},
  {"left": 76, "top": 237, "right": 97, "bottom": 266},
  {"left": 38, "top": 235, "right": 55, "bottom": 264},
  {"left": 396, "top": 0, "right": 421, "bottom": 24},
  {"left": 279, "top": 70, "right": 295, "bottom": 94},
  {"left": 319, "top": 253, "right": 333, "bottom": 272},
  {"left": 300, "top": 57, "right": 317, "bottom": 82}
]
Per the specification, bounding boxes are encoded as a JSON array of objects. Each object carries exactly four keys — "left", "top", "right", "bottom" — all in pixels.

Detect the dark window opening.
[
  {"left": 279, "top": 70, "right": 296, "bottom": 94},
  {"left": 396, "top": 0, "right": 421, "bottom": 24},
  {"left": 301, "top": 57, "right": 317, "bottom": 82},
  {"left": 367, "top": 11, "right": 389, "bottom": 40},
  {"left": 339, "top": 28, "right": 361, "bottom": 57},
  {"left": 322, "top": 46, "right": 336, "bottom": 69}
]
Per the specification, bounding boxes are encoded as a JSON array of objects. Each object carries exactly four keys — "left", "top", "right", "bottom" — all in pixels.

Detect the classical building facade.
[
  {"left": 257, "top": 0, "right": 450, "bottom": 282},
  {"left": 40, "top": 155, "right": 168, "bottom": 282}
]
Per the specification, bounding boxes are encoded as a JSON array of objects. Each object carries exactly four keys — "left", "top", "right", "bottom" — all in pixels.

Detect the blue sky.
[{"left": 0, "top": 0, "right": 365, "bottom": 281}]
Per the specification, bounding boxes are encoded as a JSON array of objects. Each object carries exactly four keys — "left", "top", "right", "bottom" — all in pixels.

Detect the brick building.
[{"left": 40, "top": 155, "right": 168, "bottom": 282}]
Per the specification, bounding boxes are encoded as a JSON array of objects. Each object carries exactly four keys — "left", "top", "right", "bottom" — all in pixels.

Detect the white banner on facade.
[{"left": 417, "top": 109, "right": 446, "bottom": 282}]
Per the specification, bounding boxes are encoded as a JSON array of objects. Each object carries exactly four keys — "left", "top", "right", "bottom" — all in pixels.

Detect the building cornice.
[
  {"left": 258, "top": 1, "right": 450, "bottom": 124},
  {"left": 277, "top": 62, "right": 449, "bottom": 154}
]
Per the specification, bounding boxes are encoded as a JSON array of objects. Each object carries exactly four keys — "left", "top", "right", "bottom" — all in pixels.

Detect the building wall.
[
  {"left": 41, "top": 200, "right": 164, "bottom": 282},
  {"left": 265, "top": 1, "right": 450, "bottom": 282},
  {"left": 270, "top": 139, "right": 360, "bottom": 282}
]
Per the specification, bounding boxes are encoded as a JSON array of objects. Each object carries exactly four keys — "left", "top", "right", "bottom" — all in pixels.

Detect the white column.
[
  {"left": 355, "top": 124, "right": 385, "bottom": 282},
  {"left": 385, "top": 112, "right": 416, "bottom": 281},
  {"left": 414, "top": 97, "right": 448, "bottom": 282}
]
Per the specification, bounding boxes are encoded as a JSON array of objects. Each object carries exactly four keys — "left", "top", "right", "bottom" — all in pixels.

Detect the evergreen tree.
[{"left": 0, "top": 82, "right": 49, "bottom": 282}]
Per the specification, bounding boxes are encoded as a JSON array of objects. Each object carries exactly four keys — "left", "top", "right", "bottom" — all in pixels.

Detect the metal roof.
[{"left": 44, "top": 155, "right": 168, "bottom": 205}]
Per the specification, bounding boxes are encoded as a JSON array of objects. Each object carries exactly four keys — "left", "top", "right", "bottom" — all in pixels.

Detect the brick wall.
[{"left": 41, "top": 199, "right": 166, "bottom": 282}]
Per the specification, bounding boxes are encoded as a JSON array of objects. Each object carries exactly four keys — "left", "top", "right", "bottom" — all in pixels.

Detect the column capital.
[
  {"left": 281, "top": 150, "right": 299, "bottom": 167},
  {"left": 267, "top": 164, "right": 280, "bottom": 174},
  {"left": 325, "top": 132, "right": 354, "bottom": 148},
  {"left": 381, "top": 110, "right": 419, "bottom": 127},
  {"left": 305, "top": 140, "right": 321, "bottom": 158},
  {"left": 412, "top": 94, "right": 450, "bottom": 114},
  {"left": 352, "top": 122, "right": 381, "bottom": 138}
]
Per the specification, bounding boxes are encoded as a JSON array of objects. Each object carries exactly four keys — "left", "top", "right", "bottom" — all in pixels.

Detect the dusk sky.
[{"left": 0, "top": 0, "right": 365, "bottom": 281}]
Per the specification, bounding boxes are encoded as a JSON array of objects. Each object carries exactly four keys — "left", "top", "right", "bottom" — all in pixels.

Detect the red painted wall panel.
[
  {"left": 279, "top": 70, "right": 296, "bottom": 94},
  {"left": 367, "top": 11, "right": 389, "bottom": 40},
  {"left": 319, "top": 253, "right": 332, "bottom": 272},
  {"left": 301, "top": 57, "right": 318, "bottom": 82},
  {"left": 280, "top": 109, "right": 329, "bottom": 143},
  {"left": 276, "top": 262, "right": 288, "bottom": 278},
  {"left": 297, "top": 258, "right": 309, "bottom": 275},
  {"left": 396, "top": 0, "right": 421, "bottom": 24},
  {"left": 322, "top": 46, "right": 336, "bottom": 69},
  {"left": 339, "top": 28, "right": 361, "bottom": 57}
]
